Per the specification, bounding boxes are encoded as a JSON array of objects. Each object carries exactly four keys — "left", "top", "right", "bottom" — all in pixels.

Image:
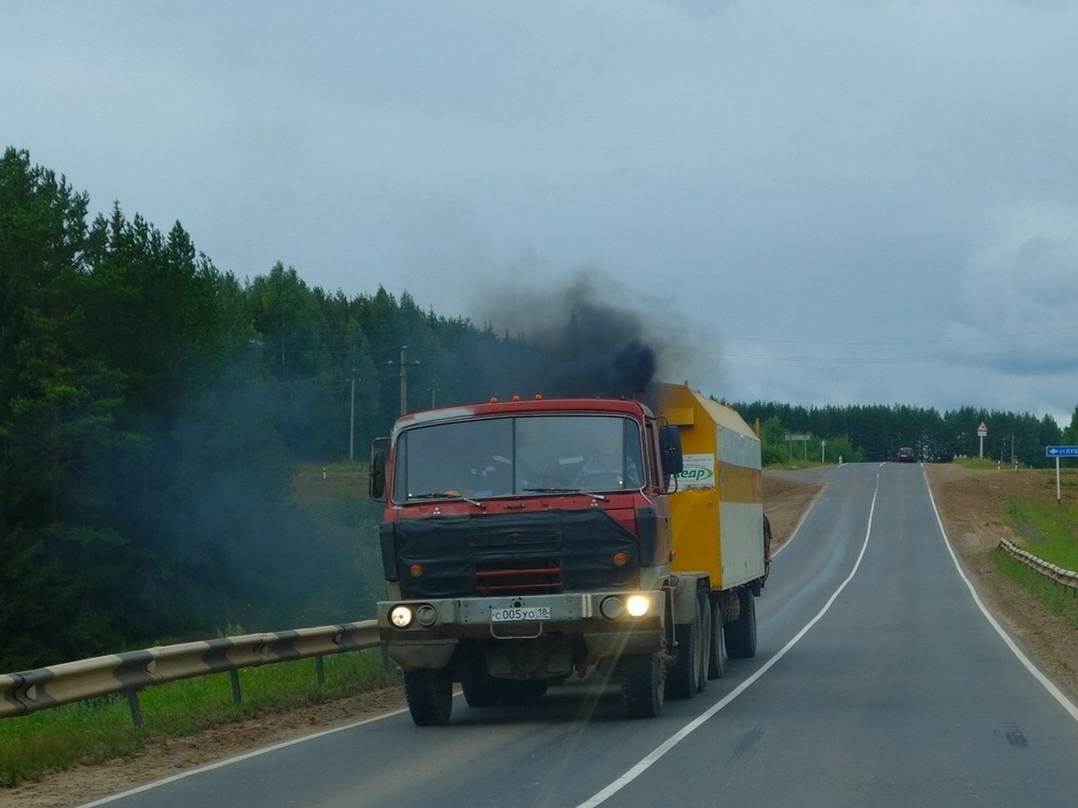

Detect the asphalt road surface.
[{"left": 83, "top": 463, "right": 1078, "bottom": 808}]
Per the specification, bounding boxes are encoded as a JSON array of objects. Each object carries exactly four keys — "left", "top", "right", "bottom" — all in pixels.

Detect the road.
[{"left": 83, "top": 463, "right": 1078, "bottom": 808}]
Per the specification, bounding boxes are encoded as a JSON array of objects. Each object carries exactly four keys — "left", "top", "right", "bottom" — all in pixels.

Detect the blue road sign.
[{"left": 1045, "top": 446, "right": 1078, "bottom": 457}]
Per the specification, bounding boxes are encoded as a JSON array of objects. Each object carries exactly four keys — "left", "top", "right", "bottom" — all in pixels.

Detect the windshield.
[{"left": 392, "top": 414, "right": 644, "bottom": 501}]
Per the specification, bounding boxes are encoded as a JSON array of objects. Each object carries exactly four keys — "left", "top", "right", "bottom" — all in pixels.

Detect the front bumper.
[{"left": 378, "top": 590, "right": 665, "bottom": 669}]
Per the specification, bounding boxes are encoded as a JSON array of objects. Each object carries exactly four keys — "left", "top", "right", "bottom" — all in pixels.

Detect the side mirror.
[
  {"left": 659, "top": 425, "right": 684, "bottom": 477},
  {"left": 369, "top": 438, "right": 389, "bottom": 501}
]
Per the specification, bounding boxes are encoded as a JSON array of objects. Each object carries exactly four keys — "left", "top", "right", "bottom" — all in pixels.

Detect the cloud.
[{"left": 949, "top": 209, "right": 1078, "bottom": 369}]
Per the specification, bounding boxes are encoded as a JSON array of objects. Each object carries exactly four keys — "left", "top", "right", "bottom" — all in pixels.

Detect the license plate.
[{"left": 491, "top": 606, "right": 550, "bottom": 623}]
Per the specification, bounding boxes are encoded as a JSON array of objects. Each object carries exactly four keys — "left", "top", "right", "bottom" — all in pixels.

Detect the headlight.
[
  {"left": 600, "top": 596, "right": 625, "bottom": 620},
  {"left": 390, "top": 605, "right": 414, "bottom": 628},
  {"left": 416, "top": 604, "right": 438, "bottom": 627},
  {"left": 625, "top": 595, "right": 651, "bottom": 618}
]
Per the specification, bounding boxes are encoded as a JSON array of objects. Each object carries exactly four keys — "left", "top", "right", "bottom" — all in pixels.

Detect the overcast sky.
[{"left": 5, "top": 1, "right": 1078, "bottom": 428}]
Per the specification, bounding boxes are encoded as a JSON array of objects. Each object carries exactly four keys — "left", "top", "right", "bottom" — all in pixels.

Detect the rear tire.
[
  {"left": 622, "top": 652, "right": 665, "bottom": 718},
  {"left": 762, "top": 514, "right": 773, "bottom": 586},
  {"left": 461, "top": 657, "right": 499, "bottom": 708},
  {"left": 496, "top": 679, "right": 547, "bottom": 704},
  {"left": 724, "top": 588, "right": 757, "bottom": 660},
  {"left": 403, "top": 668, "right": 453, "bottom": 726},
  {"left": 696, "top": 592, "right": 711, "bottom": 692},
  {"left": 708, "top": 598, "right": 725, "bottom": 680}
]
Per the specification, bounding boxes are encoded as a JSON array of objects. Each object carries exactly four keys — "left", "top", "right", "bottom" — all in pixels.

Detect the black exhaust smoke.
[{"left": 474, "top": 268, "right": 674, "bottom": 401}]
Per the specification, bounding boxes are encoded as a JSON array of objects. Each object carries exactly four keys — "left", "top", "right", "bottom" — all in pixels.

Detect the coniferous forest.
[{"left": 3, "top": 147, "right": 1076, "bottom": 671}]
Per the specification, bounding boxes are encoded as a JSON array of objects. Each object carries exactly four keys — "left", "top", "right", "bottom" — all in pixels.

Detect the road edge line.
[
  {"left": 574, "top": 473, "right": 881, "bottom": 808},
  {"left": 922, "top": 465, "right": 1078, "bottom": 725}
]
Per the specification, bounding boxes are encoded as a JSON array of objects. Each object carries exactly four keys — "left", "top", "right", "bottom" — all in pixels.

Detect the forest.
[{"left": 3, "top": 147, "right": 1076, "bottom": 671}]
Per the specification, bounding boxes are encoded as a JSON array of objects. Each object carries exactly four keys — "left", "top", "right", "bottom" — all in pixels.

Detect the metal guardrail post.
[
  {"left": 126, "top": 689, "right": 143, "bottom": 727},
  {"left": 229, "top": 670, "right": 242, "bottom": 704}
]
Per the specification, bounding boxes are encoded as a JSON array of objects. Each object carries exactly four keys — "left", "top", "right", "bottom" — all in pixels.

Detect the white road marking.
[
  {"left": 574, "top": 474, "right": 881, "bottom": 808},
  {"left": 76, "top": 707, "right": 410, "bottom": 807},
  {"left": 921, "top": 465, "right": 1078, "bottom": 724}
]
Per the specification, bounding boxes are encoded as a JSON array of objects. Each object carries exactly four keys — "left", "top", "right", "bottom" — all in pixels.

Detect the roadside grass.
[
  {"left": 955, "top": 457, "right": 1002, "bottom": 471},
  {"left": 987, "top": 464, "right": 1078, "bottom": 626},
  {"left": 1006, "top": 500, "right": 1078, "bottom": 570},
  {"left": 290, "top": 460, "right": 368, "bottom": 505},
  {"left": 764, "top": 459, "right": 831, "bottom": 471},
  {"left": 2, "top": 459, "right": 390, "bottom": 790},
  {"left": 0, "top": 649, "right": 394, "bottom": 788},
  {"left": 992, "top": 551, "right": 1078, "bottom": 632}
]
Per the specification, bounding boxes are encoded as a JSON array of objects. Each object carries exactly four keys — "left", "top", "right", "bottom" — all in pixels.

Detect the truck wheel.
[
  {"left": 403, "top": 668, "right": 453, "bottom": 726},
  {"left": 497, "top": 679, "right": 547, "bottom": 705},
  {"left": 461, "top": 659, "right": 499, "bottom": 708},
  {"left": 622, "top": 652, "right": 664, "bottom": 718},
  {"left": 762, "top": 514, "right": 773, "bottom": 586},
  {"left": 665, "top": 597, "right": 701, "bottom": 700},
  {"left": 724, "top": 588, "right": 757, "bottom": 660},
  {"left": 696, "top": 592, "right": 711, "bottom": 692},
  {"left": 708, "top": 598, "right": 725, "bottom": 680}
]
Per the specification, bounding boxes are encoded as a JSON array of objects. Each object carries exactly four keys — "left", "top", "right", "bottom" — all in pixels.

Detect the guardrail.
[
  {"left": 0, "top": 620, "right": 381, "bottom": 724},
  {"left": 999, "top": 540, "right": 1078, "bottom": 592}
]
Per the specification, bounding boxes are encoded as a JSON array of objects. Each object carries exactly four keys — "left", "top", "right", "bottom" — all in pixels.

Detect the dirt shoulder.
[
  {"left": 6, "top": 464, "right": 1077, "bottom": 807},
  {"left": 924, "top": 463, "right": 1078, "bottom": 698},
  {"left": 763, "top": 468, "right": 828, "bottom": 553}
]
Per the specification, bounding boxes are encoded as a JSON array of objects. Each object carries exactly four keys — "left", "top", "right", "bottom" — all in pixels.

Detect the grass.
[
  {"left": 0, "top": 649, "right": 394, "bottom": 788},
  {"left": 290, "top": 460, "right": 369, "bottom": 505},
  {"left": 993, "top": 551, "right": 1078, "bottom": 631},
  {"left": 2, "top": 460, "right": 393, "bottom": 789},
  {"left": 2, "top": 459, "right": 395, "bottom": 789},
  {"left": 985, "top": 464, "right": 1078, "bottom": 627},
  {"left": 956, "top": 457, "right": 1005, "bottom": 471},
  {"left": 1005, "top": 500, "right": 1078, "bottom": 570},
  {"left": 764, "top": 459, "right": 832, "bottom": 471}
]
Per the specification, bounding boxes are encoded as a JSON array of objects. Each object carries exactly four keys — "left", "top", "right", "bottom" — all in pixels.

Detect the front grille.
[
  {"left": 475, "top": 558, "right": 562, "bottom": 595},
  {"left": 392, "top": 509, "right": 639, "bottom": 599}
]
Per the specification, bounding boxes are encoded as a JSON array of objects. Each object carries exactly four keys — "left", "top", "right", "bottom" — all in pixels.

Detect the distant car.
[{"left": 897, "top": 447, "right": 916, "bottom": 463}]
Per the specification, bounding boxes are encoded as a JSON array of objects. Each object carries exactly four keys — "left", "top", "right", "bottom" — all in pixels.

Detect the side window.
[
  {"left": 623, "top": 419, "right": 643, "bottom": 487},
  {"left": 642, "top": 422, "right": 660, "bottom": 488}
]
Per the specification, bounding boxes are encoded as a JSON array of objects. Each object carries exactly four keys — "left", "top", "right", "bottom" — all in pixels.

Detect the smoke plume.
[{"left": 471, "top": 266, "right": 710, "bottom": 400}]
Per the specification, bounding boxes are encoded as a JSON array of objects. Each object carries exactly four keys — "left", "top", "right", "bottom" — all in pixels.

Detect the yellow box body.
[{"left": 656, "top": 383, "right": 765, "bottom": 592}]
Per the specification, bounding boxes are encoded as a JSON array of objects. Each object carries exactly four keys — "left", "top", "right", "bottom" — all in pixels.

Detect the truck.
[{"left": 369, "top": 381, "right": 771, "bottom": 725}]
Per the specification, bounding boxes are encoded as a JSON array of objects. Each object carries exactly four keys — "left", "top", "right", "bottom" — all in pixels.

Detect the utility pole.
[
  {"left": 398, "top": 346, "right": 420, "bottom": 415},
  {"left": 349, "top": 371, "right": 357, "bottom": 461}
]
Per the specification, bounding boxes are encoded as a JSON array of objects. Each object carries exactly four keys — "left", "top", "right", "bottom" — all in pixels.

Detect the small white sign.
[
  {"left": 677, "top": 453, "right": 716, "bottom": 489},
  {"left": 977, "top": 421, "right": 988, "bottom": 437}
]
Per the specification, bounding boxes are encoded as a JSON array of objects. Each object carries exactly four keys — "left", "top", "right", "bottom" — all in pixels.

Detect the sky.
[{"left": 4, "top": 1, "right": 1078, "bottom": 428}]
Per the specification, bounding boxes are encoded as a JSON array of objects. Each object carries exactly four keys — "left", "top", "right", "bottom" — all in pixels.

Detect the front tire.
[
  {"left": 403, "top": 668, "right": 453, "bottom": 726},
  {"left": 622, "top": 652, "right": 665, "bottom": 718},
  {"left": 666, "top": 596, "right": 702, "bottom": 700}
]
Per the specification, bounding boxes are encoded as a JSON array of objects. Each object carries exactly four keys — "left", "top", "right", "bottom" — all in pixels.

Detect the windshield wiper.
[
  {"left": 522, "top": 487, "right": 608, "bottom": 502},
  {"left": 408, "top": 492, "right": 485, "bottom": 508}
]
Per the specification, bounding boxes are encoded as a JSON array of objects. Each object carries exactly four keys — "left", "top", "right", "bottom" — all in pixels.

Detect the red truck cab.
[{"left": 369, "top": 394, "right": 685, "bottom": 724}]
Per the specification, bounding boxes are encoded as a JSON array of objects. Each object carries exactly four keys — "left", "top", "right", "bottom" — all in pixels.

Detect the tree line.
[
  {"left": 0, "top": 148, "right": 536, "bottom": 670},
  {"left": 739, "top": 402, "right": 1078, "bottom": 468},
  {"left": 3, "top": 147, "right": 1076, "bottom": 670}
]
